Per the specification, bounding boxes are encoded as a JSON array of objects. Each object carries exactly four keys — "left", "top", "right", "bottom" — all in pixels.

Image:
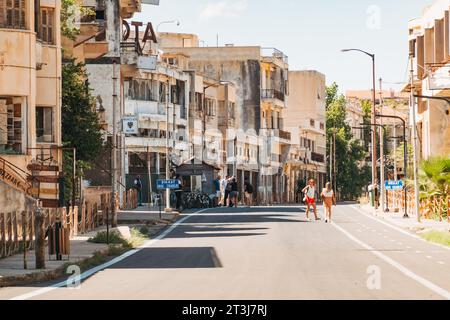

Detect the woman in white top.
[
  {"left": 302, "top": 179, "right": 320, "bottom": 221},
  {"left": 321, "top": 182, "right": 336, "bottom": 223}
]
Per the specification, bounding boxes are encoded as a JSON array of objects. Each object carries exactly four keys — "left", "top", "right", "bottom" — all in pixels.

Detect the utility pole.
[
  {"left": 111, "top": 61, "right": 118, "bottom": 227},
  {"left": 409, "top": 55, "right": 421, "bottom": 222},
  {"left": 379, "top": 78, "right": 386, "bottom": 212},
  {"left": 147, "top": 146, "right": 153, "bottom": 206},
  {"left": 333, "top": 126, "right": 337, "bottom": 195},
  {"left": 165, "top": 80, "right": 171, "bottom": 212}
]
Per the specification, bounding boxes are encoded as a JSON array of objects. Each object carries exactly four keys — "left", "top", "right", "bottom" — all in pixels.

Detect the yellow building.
[
  {"left": 406, "top": 0, "right": 450, "bottom": 159},
  {"left": 284, "top": 71, "right": 327, "bottom": 203},
  {"left": 0, "top": 0, "right": 62, "bottom": 208}
]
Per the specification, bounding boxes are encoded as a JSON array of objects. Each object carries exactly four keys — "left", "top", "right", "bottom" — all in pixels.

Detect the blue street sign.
[
  {"left": 157, "top": 179, "right": 179, "bottom": 190},
  {"left": 385, "top": 180, "right": 404, "bottom": 191}
]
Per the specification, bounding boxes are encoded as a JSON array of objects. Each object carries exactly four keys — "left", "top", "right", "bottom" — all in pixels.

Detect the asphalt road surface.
[{"left": 1, "top": 204, "right": 449, "bottom": 300}]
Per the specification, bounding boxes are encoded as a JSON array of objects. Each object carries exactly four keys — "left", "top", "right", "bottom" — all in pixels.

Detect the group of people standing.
[
  {"left": 302, "top": 179, "right": 336, "bottom": 223},
  {"left": 214, "top": 175, "right": 254, "bottom": 208},
  {"left": 134, "top": 173, "right": 336, "bottom": 222}
]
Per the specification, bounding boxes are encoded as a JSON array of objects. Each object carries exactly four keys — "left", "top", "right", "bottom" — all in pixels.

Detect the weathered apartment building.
[
  {"left": 405, "top": 0, "right": 450, "bottom": 159},
  {"left": 284, "top": 71, "right": 327, "bottom": 203},
  {"left": 62, "top": 0, "right": 163, "bottom": 204},
  {"left": 162, "top": 36, "right": 291, "bottom": 204},
  {"left": 0, "top": 0, "right": 62, "bottom": 210}
]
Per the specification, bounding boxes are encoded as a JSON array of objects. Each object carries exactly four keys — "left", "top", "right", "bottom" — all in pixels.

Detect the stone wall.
[{"left": 0, "top": 180, "right": 37, "bottom": 213}]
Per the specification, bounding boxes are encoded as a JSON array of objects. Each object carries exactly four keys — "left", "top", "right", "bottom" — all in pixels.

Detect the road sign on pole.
[
  {"left": 156, "top": 179, "right": 179, "bottom": 190},
  {"left": 385, "top": 180, "right": 404, "bottom": 191}
]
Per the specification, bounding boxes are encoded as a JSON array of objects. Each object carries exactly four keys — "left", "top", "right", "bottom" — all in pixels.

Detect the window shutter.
[{"left": 0, "top": 1, "right": 4, "bottom": 27}]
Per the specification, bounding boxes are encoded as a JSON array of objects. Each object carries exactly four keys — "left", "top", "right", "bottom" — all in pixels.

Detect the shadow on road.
[
  {"left": 165, "top": 225, "right": 269, "bottom": 239},
  {"left": 185, "top": 214, "right": 306, "bottom": 225},
  {"left": 108, "top": 247, "right": 223, "bottom": 269}
]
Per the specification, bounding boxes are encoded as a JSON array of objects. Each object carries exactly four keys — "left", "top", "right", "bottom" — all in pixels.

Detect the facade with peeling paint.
[
  {"left": 0, "top": 0, "right": 62, "bottom": 207},
  {"left": 405, "top": 0, "right": 450, "bottom": 159},
  {"left": 162, "top": 40, "right": 291, "bottom": 204}
]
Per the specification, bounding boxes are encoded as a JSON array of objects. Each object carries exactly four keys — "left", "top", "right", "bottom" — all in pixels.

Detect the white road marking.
[
  {"left": 10, "top": 208, "right": 210, "bottom": 301},
  {"left": 331, "top": 221, "right": 450, "bottom": 300},
  {"left": 350, "top": 205, "right": 450, "bottom": 252},
  {"left": 437, "top": 261, "right": 445, "bottom": 265},
  {"left": 426, "top": 256, "right": 433, "bottom": 259}
]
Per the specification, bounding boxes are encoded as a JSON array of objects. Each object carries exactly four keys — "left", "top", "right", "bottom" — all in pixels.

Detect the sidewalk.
[
  {"left": 0, "top": 228, "right": 109, "bottom": 287},
  {"left": 118, "top": 205, "right": 179, "bottom": 223},
  {"left": 355, "top": 203, "right": 450, "bottom": 234},
  {"left": 0, "top": 206, "right": 180, "bottom": 287}
]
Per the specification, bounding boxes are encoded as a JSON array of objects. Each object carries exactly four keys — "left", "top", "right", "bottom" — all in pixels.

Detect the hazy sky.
[{"left": 133, "top": 0, "right": 431, "bottom": 92}]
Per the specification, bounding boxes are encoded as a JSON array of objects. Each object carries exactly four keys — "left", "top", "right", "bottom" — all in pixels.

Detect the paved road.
[{"left": 0, "top": 204, "right": 449, "bottom": 300}]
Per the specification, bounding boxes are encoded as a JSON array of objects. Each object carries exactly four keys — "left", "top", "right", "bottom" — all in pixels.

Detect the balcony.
[
  {"left": 311, "top": 152, "right": 325, "bottom": 163},
  {"left": 261, "top": 89, "right": 285, "bottom": 102},
  {"left": 261, "top": 48, "right": 289, "bottom": 65}
]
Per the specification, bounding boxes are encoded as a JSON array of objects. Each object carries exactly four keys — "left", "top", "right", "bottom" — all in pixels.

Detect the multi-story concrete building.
[
  {"left": 284, "top": 71, "right": 327, "bottom": 203},
  {"left": 406, "top": 0, "right": 450, "bottom": 159},
  {"left": 62, "top": 0, "right": 161, "bottom": 205},
  {"left": 0, "top": 0, "right": 62, "bottom": 209},
  {"left": 162, "top": 37, "right": 291, "bottom": 204}
]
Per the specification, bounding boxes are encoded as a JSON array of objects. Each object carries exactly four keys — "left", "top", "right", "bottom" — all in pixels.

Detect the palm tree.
[{"left": 418, "top": 157, "right": 450, "bottom": 200}]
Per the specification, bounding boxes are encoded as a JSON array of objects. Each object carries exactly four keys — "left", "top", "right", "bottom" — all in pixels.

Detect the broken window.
[
  {"left": 0, "top": 0, "right": 26, "bottom": 29},
  {"left": 0, "top": 97, "right": 23, "bottom": 154}
]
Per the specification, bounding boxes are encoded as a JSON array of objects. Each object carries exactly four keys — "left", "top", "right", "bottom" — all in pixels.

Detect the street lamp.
[
  {"left": 376, "top": 114, "right": 409, "bottom": 218},
  {"left": 156, "top": 20, "right": 181, "bottom": 33},
  {"left": 341, "top": 48, "right": 378, "bottom": 208}
]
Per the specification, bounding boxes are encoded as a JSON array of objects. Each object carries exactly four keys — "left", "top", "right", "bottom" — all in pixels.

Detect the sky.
[{"left": 133, "top": 0, "right": 431, "bottom": 93}]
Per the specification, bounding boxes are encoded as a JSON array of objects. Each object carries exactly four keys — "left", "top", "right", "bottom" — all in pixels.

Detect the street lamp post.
[
  {"left": 376, "top": 114, "right": 408, "bottom": 218},
  {"left": 156, "top": 20, "right": 181, "bottom": 33},
  {"left": 342, "top": 48, "right": 378, "bottom": 209}
]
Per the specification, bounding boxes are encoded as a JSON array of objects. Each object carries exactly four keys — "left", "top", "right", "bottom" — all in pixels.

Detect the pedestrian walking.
[
  {"left": 302, "top": 179, "right": 320, "bottom": 221},
  {"left": 244, "top": 178, "right": 254, "bottom": 207},
  {"left": 321, "top": 182, "right": 336, "bottom": 223},
  {"left": 214, "top": 175, "right": 222, "bottom": 206},
  {"left": 133, "top": 175, "right": 143, "bottom": 206},
  {"left": 224, "top": 175, "right": 232, "bottom": 207},
  {"left": 220, "top": 176, "right": 228, "bottom": 206},
  {"left": 175, "top": 175, "right": 184, "bottom": 212},
  {"left": 229, "top": 177, "right": 239, "bottom": 208}
]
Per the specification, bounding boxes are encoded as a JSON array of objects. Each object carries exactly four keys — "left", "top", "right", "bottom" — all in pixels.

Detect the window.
[
  {"left": 320, "top": 122, "right": 325, "bottom": 130},
  {"left": 38, "top": 7, "right": 54, "bottom": 44},
  {"left": 0, "top": 97, "right": 23, "bottom": 154},
  {"left": 228, "top": 102, "right": 235, "bottom": 119},
  {"left": 310, "top": 119, "right": 315, "bottom": 127},
  {"left": 36, "top": 106, "right": 54, "bottom": 143},
  {"left": 205, "top": 98, "right": 216, "bottom": 116},
  {"left": 0, "top": 0, "right": 26, "bottom": 29}
]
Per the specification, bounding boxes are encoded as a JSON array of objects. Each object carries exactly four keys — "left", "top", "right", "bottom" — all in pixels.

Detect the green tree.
[
  {"left": 326, "top": 82, "right": 371, "bottom": 200},
  {"left": 61, "top": 0, "right": 94, "bottom": 40},
  {"left": 62, "top": 59, "right": 103, "bottom": 204}
]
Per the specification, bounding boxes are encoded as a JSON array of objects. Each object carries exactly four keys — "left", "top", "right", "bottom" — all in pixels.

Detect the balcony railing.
[
  {"left": 311, "top": 152, "right": 325, "bottom": 163},
  {"left": 278, "top": 130, "right": 291, "bottom": 141},
  {"left": 261, "top": 48, "right": 289, "bottom": 64},
  {"left": 261, "top": 89, "right": 285, "bottom": 102}
]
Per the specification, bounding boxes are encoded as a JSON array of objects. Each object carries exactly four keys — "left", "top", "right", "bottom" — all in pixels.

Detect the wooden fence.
[
  {"left": 0, "top": 189, "right": 138, "bottom": 260},
  {"left": 386, "top": 190, "right": 450, "bottom": 221}
]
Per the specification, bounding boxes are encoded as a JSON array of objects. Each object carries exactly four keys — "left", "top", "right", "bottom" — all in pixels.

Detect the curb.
[{"left": 0, "top": 214, "right": 182, "bottom": 289}]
